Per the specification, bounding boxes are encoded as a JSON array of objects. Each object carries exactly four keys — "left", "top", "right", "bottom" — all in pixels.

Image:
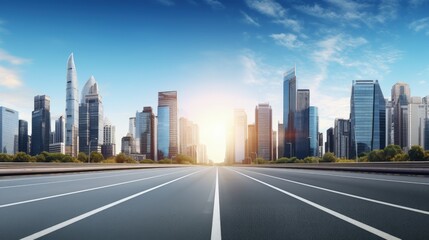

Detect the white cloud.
[
  {"left": 204, "top": 0, "right": 224, "bottom": 9},
  {"left": 270, "top": 33, "right": 303, "bottom": 49},
  {"left": 0, "top": 49, "right": 29, "bottom": 65},
  {"left": 241, "top": 11, "right": 260, "bottom": 27},
  {"left": 245, "top": 0, "right": 286, "bottom": 18},
  {"left": 274, "top": 18, "right": 302, "bottom": 32},
  {"left": 409, "top": 17, "right": 429, "bottom": 35},
  {"left": 0, "top": 66, "right": 22, "bottom": 88}
]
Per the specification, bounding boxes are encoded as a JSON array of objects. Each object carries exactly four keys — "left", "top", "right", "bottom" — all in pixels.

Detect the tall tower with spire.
[{"left": 65, "top": 53, "right": 79, "bottom": 157}]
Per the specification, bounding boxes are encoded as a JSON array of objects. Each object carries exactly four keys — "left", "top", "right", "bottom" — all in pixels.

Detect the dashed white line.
[
  {"left": 230, "top": 168, "right": 401, "bottom": 240},
  {"left": 0, "top": 169, "right": 188, "bottom": 208},
  {"left": 243, "top": 169, "right": 429, "bottom": 216},
  {"left": 20, "top": 169, "right": 204, "bottom": 240},
  {"left": 211, "top": 167, "right": 222, "bottom": 240}
]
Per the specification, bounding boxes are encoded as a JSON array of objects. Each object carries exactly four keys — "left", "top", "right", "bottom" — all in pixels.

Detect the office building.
[
  {"left": 407, "top": 97, "right": 426, "bottom": 149},
  {"left": 121, "top": 134, "right": 135, "bottom": 155},
  {"left": 256, "top": 103, "right": 272, "bottom": 160},
  {"left": 79, "top": 76, "right": 103, "bottom": 155},
  {"left": 137, "top": 107, "right": 156, "bottom": 160},
  {"left": 391, "top": 83, "right": 410, "bottom": 149},
  {"left": 18, "top": 120, "right": 29, "bottom": 153},
  {"left": 295, "top": 89, "right": 310, "bottom": 159},
  {"left": 0, "top": 106, "right": 18, "bottom": 154},
  {"left": 31, "top": 95, "right": 51, "bottom": 155},
  {"left": 247, "top": 124, "right": 256, "bottom": 162},
  {"left": 65, "top": 53, "right": 79, "bottom": 157},
  {"left": 277, "top": 122, "right": 284, "bottom": 158},
  {"left": 102, "top": 120, "right": 116, "bottom": 158},
  {"left": 272, "top": 131, "right": 277, "bottom": 160},
  {"left": 55, "top": 116, "right": 65, "bottom": 143},
  {"left": 49, "top": 143, "right": 65, "bottom": 154},
  {"left": 385, "top": 100, "right": 394, "bottom": 146},
  {"left": 325, "top": 127, "right": 334, "bottom": 153},
  {"left": 350, "top": 80, "right": 386, "bottom": 158},
  {"left": 309, "top": 106, "right": 319, "bottom": 157},
  {"left": 157, "top": 91, "right": 177, "bottom": 159},
  {"left": 283, "top": 67, "right": 296, "bottom": 157},
  {"left": 233, "top": 109, "right": 247, "bottom": 164},
  {"left": 334, "top": 118, "right": 350, "bottom": 159}
]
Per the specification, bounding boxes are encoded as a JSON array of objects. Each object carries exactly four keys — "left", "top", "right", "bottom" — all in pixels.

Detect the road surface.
[{"left": 0, "top": 167, "right": 428, "bottom": 239}]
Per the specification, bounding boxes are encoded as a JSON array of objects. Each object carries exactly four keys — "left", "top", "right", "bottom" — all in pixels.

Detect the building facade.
[
  {"left": 137, "top": 107, "right": 155, "bottom": 160},
  {"left": 247, "top": 124, "right": 256, "bottom": 163},
  {"left": 295, "top": 89, "right": 310, "bottom": 159},
  {"left": 31, "top": 95, "right": 51, "bottom": 155},
  {"left": 55, "top": 116, "right": 65, "bottom": 143},
  {"left": 255, "top": 103, "right": 272, "bottom": 160},
  {"left": 283, "top": 67, "right": 296, "bottom": 157},
  {"left": 391, "top": 83, "right": 410, "bottom": 149},
  {"left": 325, "top": 127, "right": 334, "bottom": 153},
  {"left": 334, "top": 118, "right": 350, "bottom": 159},
  {"left": 157, "top": 105, "right": 170, "bottom": 159},
  {"left": 0, "top": 107, "right": 18, "bottom": 154},
  {"left": 158, "top": 91, "right": 178, "bottom": 158},
  {"left": 18, "top": 120, "right": 29, "bottom": 153},
  {"left": 309, "top": 106, "right": 319, "bottom": 157},
  {"left": 65, "top": 53, "right": 79, "bottom": 157},
  {"left": 102, "top": 120, "right": 116, "bottom": 159},
  {"left": 233, "top": 109, "right": 247, "bottom": 164},
  {"left": 277, "top": 122, "right": 284, "bottom": 158}
]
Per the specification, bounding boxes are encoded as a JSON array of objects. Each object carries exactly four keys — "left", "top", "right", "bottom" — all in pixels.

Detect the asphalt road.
[{"left": 0, "top": 167, "right": 428, "bottom": 239}]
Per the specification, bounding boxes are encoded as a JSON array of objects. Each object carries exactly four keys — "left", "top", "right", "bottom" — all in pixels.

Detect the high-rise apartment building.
[
  {"left": 65, "top": 53, "right": 79, "bottom": 157},
  {"left": 18, "top": 120, "right": 28, "bottom": 153},
  {"left": 385, "top": 100, "right": 394, "bottom": 146},
  {"left": 0, "top": 106, "right": 18, "bottom": 154},
  {"left": 102, "top": 120, "right": 116, "bottom": 159},
  {"left": 407, "top": 97, "right": 426, "bottom": 149},
  {"left": 295, "top": 89, "right": 310, "bottom": 159},
  {"left": 309, "top": 106, "right": 318, "bottom": 157},
  {"left": 283, "top": 67, "right": 296, "bottom": 157},
  {"left": 31, "top": 95, "right": 51, "bottom": 155},
  {"left": 157, "top": 91, "right": 178, "bottom": 159},
  {"left": 350, "top": 80, "right": 386, "bottom": 158},
  {"left": 137, "top": 107, "right": 156, "bottom": 160},
  {"left": 334, "top": 118, "right": 350, "bottom": 159},
  {"left": 79, "top": 76, "right": 103, "bottom": 155},
  {"left": 256, "top": 103, "right": 272, "bottom": 160}
]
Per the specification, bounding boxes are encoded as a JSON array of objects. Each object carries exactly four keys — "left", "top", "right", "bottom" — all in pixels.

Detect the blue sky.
[{"left": 1, "top": 0, "right": 429, "bottom": 162}]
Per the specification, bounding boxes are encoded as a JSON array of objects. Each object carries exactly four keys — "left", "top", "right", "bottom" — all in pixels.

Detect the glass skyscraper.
[
  {"left": 256, "top": 103, "right": 272, "bottom": 160},
  {"left": 295, "top": 89, "right": 310, "bottom": 159},
  {"left": 350, "top": 80, "right": 386, "bottom": 158},
  {"left": 157, "top": 106, "right": 170, "bottom": 160},
  {"left": 136, "top": 107, "right": 155, "bottom": 160},
  {"left": 0, "top": 106, "right": 19, "bottom": 154},
  {"left": 66, "top": 53, "right": 79, "bottom": 157},
  {"left": 158, "top": 91, "right": 178, "bottom": 158},
  {"left": 309, "top": 106, "right": 319, "bottom": 157},
  {"left": 283, "top": 67, "right": 296, "bottom": 158},
  {"left": 31, "top": 95, "right": 51, "bottom": 155},
  {"left": 18, "top": 120, "right": 28, "bottom": 153}
]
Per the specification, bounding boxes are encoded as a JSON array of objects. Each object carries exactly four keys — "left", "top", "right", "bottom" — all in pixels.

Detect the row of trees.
[{"left": 249, "top": 144, "right": 429, "bottom": 164}]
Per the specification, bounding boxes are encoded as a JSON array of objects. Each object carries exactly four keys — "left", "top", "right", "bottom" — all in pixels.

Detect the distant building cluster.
[{"left": 0, "top": 54, "right": 116, "bottom": 159}]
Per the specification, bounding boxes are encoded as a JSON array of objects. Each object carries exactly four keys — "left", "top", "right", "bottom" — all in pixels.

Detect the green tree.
[
  {"left": 36, "top": 154, "right": 46, "bottom": 162},
  {"left": 175, "top": 154, "right": 194, "bottom": 164},
  {"left": 0, "top": 153, "right": 13, "bottom": 162},
  {"left": 367, "top": 150, "right": 385, "bottom": 162},
  {"left": 78, "top": 152, "right": 88, "bottom": 162},
  {"left": 158, "top": 158, "right": 172, "bottom": 164},
  {"left": 392, "top": 153, "right": 409, "bottom": 162},
  {"left": 321, "top": 152, "right": 336, "bottom": 162},
  {"left": 13, "top": 152, "right": 31, "bottom": 162},
  {"left": 90, "top": 152, "right": 104, "bottom": 163},
  {"left": 408, "top": 145, "right": 424, "bottom": 161},
  {"left": 383, "top": 145, "right": 402, "bottom": 161}
]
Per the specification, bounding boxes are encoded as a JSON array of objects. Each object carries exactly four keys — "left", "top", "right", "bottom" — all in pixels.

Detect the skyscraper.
[
  {"left": 309, "top": 106, "right": 319, "bottom": 157},
  {"left": 325, "top": 127, "right": 334, "bottom": 153},
  {"left": 79, "top": 76, "right": 103, "bottom": 156},
  {"left": 31, "top": 95, "right": 51, "bottom": 155},
  {"left": 283, "top": 67, "right": 296, "bottom": 157},
  {"left": 18, "top": 120, "right": 29, "bottom": 153},
  {"left": 295, "top": 89, "right": 310, "bottom": 159},
  {"left": 102, "top": 119, "right": 116, "bottom": 159},
  {"left": 137, "top": 107, "right": 156, "bottom": 160},
  {"left": 391, "top": 83, "right": 410, "bottom": 149},
  {"left": 272, "top": 131, "right": 277, "bottom": 160},
  {"left": 0, "top": 106, "right": 18, "bottom": 154},
  {"left": 66, "top": 53, "right": 79, "bottom": 157},
  {"left": 157, "top": 106, "right": 170, "bottom": 159},
  {"left": 247, "top": 124, "right": 256, "bottom": 162},
  {"left": 407, "top": 97, "right": 425, "bottom": 149},
  {"left": 350, "top": 80, "right": 386, "bottom": 158},
  {"left": 233, "top": 109, "right": 247, "bottom": 164},
  {"left": 277, "top": 122, "right": 284, "bottom": 159},
  {"left": 158, "top": 91, "right": 178, "bottom": 158},
  {"left": 334, "top": 118, "right": 350, "bottom": 159},
  {"left": 256, "top": 103, "right": 272, "bottom": 160},
  {"left": 55, "top": 116, "right": 65, "bottom": 143},
  {"left": 385, "top": 100, "right": 394, "bottom": 146}
]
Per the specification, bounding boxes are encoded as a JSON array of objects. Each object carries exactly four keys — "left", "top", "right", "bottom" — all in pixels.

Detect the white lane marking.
[
  {"left": 253, "top": 168, "right": 429, "bottom": 186},
  {"left": 0, "top": 169, "right": 189, "bottom": 208},
  {"left": 20, "top": 169, "right": 205, "bottom": 240},
  {"left": 211, "top": 167, "right": 222, "bottom": 240},
  {"left": 0, "top": 170, "right": 166, "bottom": 189},
  {"left": 230, "top": 169, "right": 401, "bottom": 240},
  {"left": 244, "top": 169, "right": 429, "bottom": 216}
]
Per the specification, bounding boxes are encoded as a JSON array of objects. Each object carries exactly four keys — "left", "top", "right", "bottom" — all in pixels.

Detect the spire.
[
  {"left": 67, "top": 53, "right": 75, "bottom": 70},
  {"left": 81, "top": 75, "right": 99, "bottom": 102}
]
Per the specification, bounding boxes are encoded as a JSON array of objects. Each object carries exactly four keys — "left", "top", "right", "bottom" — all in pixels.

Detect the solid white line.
[
  {"left": 20, "top": 169, "right": 204, "bottom": 240},
  {"left": 230, "top": 169, "right": 401, "bottom": 240},
  {"left": 0, "top": 169, "right": 188, "bottom": 208},
  {"left": 211, "top": 167, "right": 222, "bottom": 240},
  {"left": 0, "top": 170, "right": 163, "bottom": 189},
  {"left": 262, "top": 168, "right": 429, "bottom": 186},
  {"left": 244, "top": 169, "right": 429, "bottom": 216}
]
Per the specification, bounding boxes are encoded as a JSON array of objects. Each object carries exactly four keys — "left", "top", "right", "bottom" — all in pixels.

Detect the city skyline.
[{"left": 1, "top": 1, "right": 429, "bottom": 162}]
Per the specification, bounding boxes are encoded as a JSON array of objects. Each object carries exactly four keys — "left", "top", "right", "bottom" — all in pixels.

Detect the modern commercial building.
[
  {"left": 247, "top": 124, "right": 256, "bottom": 162},
  {"left": 31, "top": 95, "right": 51, "bottom": 155},
  {"left": 233, "top": 109, "right": 247, "bottom": 164},
  {"left": 0, "top": 106, "right": 18, "bottom": 154},
  {"left": 295, "top": 89, "right": 310, "bottom": 159},
  {"left": 385, "top": 100, "right": 394, "bottom": 146},
  {"left": 137, "top": 107, "right": 156, "bottom": 160},
  {"left": 407, "top": 97, "right": 426, "bottom": 149},
  {"left": 277, "top": 122, "right": 284, "bottom": 158},
  {"left": 255, "top": 103, "right": 272, "bottom": 160},
  {"left": 102, "top": 120, "right": 116, "bottom": 159},
  {"left": 309, "top": 106, "right": 319, "bottom": 157},
  {"left": 54, "top": 116, "right": 65, "bottom": 143},
  {"left": 197, "top": 144, "right": 208, "bottom": 164},
  {"left": 391, "top": 83, "right": 410, "bottom": 149},
  {"left": 334, "top": 118, "right": 350, "bottom": 159},
  {"left": 65, "top": 53, "right": 79, "bottom": 157},
  {"left": 49, "top": 143, "right": 65, "bottom": 154},
  {"left": 79, "top": 76, "right": 103, "bottom": 155},
  {"left": 350, "top": 80, "right": 386, "bottom": 158},
  {"left": 283, "top": 67, "right": 296, "bottom": 157},
  {"left": 318, "top": 132, "right": 324, "bottom": 157},
  {"left": 272, "top": 131, "right": 277, "bottom": 160},
  {"left": 121, "top": 134, "right": 135, "bottom": 155},
  {"left": 157, "top": 91, "right": 178, "bottom": 158},
  {"left": 325, "top": 127, "right": 334, "bottom": 153},
  {"left": 18, "top": 120, "right": 29, "bottom": 153}
]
